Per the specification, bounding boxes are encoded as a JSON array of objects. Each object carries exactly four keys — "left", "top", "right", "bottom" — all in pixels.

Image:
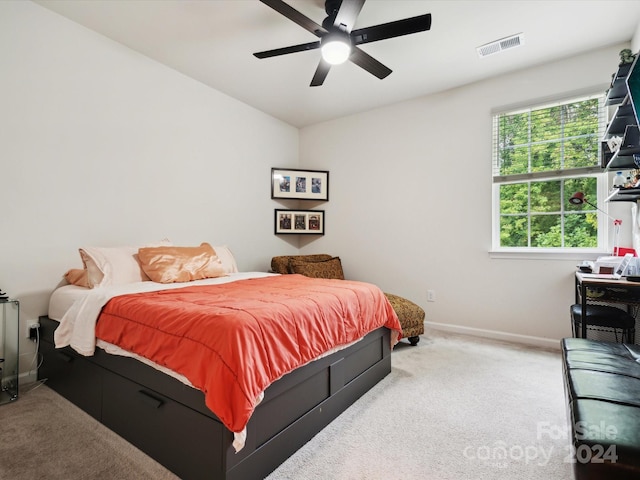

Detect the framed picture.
[
  {"left": 275, "top": 209, "right": 325, "bottom": 235},
  {"left": 271, "top": 168, "right": 329, "bottom": 201}
]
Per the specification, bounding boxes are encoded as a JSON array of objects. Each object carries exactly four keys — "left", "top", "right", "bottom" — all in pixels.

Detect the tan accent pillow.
[
  {"left": 289, "top": 257, "right": 345, "bottom": 280},
  {"left": 138, "top": 243, "right": 227, "bottom": 284},
  {"left": 64, "top": 268, "right": 90, "bottom": 288}
]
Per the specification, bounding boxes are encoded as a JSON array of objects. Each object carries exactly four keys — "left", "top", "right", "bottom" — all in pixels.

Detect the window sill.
[{"left": 489, "top": 249, "right": 610, "bottom": 261}]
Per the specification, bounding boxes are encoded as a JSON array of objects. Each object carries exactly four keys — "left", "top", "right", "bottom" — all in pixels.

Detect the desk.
[{"left": 574, "top": 272, "right": 640, "bottom": 340}]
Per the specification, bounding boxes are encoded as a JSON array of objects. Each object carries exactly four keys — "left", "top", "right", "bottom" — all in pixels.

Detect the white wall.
[
  {"left": 299, "top": 43, "right": 631, "bottom": 348},
  {"left": 0, "top": 1, "right": 299, "bottom": 379}
]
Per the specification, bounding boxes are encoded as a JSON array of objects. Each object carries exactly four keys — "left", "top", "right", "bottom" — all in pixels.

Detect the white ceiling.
[{"left": 35, "top": 0, "right": 640, "bottom": 127}]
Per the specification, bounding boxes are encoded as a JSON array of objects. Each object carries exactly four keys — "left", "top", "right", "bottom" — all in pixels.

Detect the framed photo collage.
[{"left": 271, "top": 168, "right": 328, "bottom": 235}]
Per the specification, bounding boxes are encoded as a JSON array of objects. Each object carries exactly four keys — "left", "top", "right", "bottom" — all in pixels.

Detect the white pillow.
[
  {"left": 212, "top": 245, "right": 238, "bottom": 273},
  {"left": 79, "top": 240, "right": 172, "bottom": 288}
]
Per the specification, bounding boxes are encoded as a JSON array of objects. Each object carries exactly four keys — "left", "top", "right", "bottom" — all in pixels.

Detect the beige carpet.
[
  {"left": 0, "top": 329, "right": 573, "bottom": 479},
  {"left": 0, "top": 381, "right": 178, "bottom": 480},
  {"left": 267, "top": 331, "right": 573, "bottom": 480}
]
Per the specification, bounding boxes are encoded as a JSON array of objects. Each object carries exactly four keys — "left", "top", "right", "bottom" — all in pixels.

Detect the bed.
[{"left": 38, "top": 244, "right": 401, "bottom": 479}]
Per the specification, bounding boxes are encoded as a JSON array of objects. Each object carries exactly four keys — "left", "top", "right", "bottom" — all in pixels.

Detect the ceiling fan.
[{"left": 254, "top": 0, "right": 432, "bottom": 87}]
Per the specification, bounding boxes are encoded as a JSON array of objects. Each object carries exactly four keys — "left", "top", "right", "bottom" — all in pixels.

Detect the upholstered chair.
[{"left": 270, "top": 255, "right": 425, "bottom": 345}]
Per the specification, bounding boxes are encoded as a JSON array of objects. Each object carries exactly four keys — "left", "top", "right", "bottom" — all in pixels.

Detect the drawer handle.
[
  {"left": 138, "top": 390, "right": 164, "bottom": 409},
  {"left": 55, "top": 352, "right": 74, "bottom": 363}
]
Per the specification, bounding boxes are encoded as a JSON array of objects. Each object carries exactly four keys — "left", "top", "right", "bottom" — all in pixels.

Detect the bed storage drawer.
[
  {"left": 101, "top": 370, "right": 224, "bottom": 480},
  {"left": 38, "top": 340, "right": 102, "bottom": 420}
]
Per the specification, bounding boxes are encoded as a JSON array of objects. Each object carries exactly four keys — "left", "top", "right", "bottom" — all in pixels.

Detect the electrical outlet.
[
  {"left": 427, "top": 290, "right": 436, "bottom": 302},
  {"left": 28, "top": 323, "right": 40, "bottom": 341}
]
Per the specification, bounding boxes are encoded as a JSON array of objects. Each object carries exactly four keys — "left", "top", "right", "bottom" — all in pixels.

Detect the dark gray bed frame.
[{"left": 38, "top": 315, "right": 392, "bottom": 480}]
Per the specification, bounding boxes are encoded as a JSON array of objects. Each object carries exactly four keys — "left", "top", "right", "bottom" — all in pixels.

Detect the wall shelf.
[
  {"left": 604, "top": 125, "right": 640, "bottom": 171},
  {"left": 605, "top": 62, "right": 633, "bottom": 106},
  {"left": 603, "top": 101, "right": 634, "bottom": 138},
  {"left": 606, "top": 187, "right": 640, "bottom": 203},
  {"left": 602, "top": 58, "right": 639, "bottom": 171}
]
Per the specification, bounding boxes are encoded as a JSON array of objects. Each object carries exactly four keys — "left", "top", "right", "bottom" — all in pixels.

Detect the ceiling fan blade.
[
  {"left": 254, "top": 41, "right": 320, "bottom": 59},
  {"left": 351, "top": 13, "right": 432, "bottom": 45},
  {"left": 349, "top": 47, "right": 392, "bottom": 80},
  {"left": 333, "top": 0, "right": 366, "bottom": 33},
  {"left": 310, "top": 59, "right": 332, "bottom": 87},
  {"left": 260, "top": 0, "right": 326, "bottom": 37}
]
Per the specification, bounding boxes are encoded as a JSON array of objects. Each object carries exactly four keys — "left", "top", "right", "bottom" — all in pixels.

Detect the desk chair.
[{"left": 570, "top": 304, "right": 636, "bottom": 343}]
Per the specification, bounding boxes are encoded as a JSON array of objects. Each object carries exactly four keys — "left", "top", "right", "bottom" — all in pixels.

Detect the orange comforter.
[{"left": 95, "top": 274, "right": 401, "bottom": 434}]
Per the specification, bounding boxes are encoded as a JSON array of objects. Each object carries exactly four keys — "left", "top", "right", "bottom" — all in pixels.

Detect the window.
[{"left": 492, "top": 94, "right": 606, "bottom": 250}]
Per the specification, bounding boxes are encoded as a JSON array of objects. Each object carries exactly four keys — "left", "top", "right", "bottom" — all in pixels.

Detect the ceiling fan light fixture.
[
  {"left": 255, "top": 0, "right": 433, "bottom": 86},
  {"left": 321, "top": 35, "right": 351, "bottom": 65}
]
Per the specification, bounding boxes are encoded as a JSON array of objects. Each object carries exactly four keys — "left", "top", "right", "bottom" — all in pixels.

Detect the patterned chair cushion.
[
  {"left": 384, "top": 292, "right": 425, "bottom": 341},
  {"left": 271, "top": 254, "right": 333, "bottom": 275},
  {"left": 289, "top": 257, "right": 345, "bottom": 280}
]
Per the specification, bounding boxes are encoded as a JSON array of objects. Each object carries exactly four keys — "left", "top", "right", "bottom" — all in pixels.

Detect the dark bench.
[{"left": 561, "top": 337, "right": 640, "bottom": 479}]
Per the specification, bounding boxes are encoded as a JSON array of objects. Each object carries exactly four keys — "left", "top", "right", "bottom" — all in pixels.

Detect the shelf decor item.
[
  {"left": 271, "top": 168, "right": 329, "bottom": 201},
  {"left": 275, "top": 209, "right": 325, "bottom": 235},
  {"left": 620, "top": 48, "right": 636, "bottom": 65}
]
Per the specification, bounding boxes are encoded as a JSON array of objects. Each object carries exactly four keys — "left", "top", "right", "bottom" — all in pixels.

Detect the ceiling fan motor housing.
[
  {"left": 322, "top": 0, "right": 342, "bottom": 30},
  {"left": 325, "top": 0, "right": 343, "bottom": 17}
]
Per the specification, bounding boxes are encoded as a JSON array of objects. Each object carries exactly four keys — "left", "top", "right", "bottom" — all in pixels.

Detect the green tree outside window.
[{"left": 494, "top": 97, "right": 602, "bottom": 249}]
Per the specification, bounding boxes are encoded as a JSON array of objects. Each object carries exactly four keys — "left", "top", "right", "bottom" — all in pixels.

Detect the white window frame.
[{"left": 490, "top": 93, "right": 609, "bottom": 258}]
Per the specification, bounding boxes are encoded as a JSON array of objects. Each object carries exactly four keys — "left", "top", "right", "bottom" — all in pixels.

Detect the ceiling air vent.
[{"left": 477, "top": 33, "right": 524, "bottom": 58}]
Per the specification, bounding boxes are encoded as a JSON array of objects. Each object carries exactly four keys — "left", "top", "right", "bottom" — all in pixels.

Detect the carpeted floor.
[
  {"left": 0, "top": 329, "right": 573, "bottom": 479},
  {"left": 267, "top": 330, "right": 573, "bottom": 480},
  {"left": 0, "top": 381, "right": 177, "bottom": 480}
]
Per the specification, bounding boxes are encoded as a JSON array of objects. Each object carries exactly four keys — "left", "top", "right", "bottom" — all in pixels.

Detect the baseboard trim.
[
  {"left": 19, "top": 371, "right": 38, "bottom": 385},
  {"left": 425, "top": 321, "right": 562, "bottom": 350}
]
